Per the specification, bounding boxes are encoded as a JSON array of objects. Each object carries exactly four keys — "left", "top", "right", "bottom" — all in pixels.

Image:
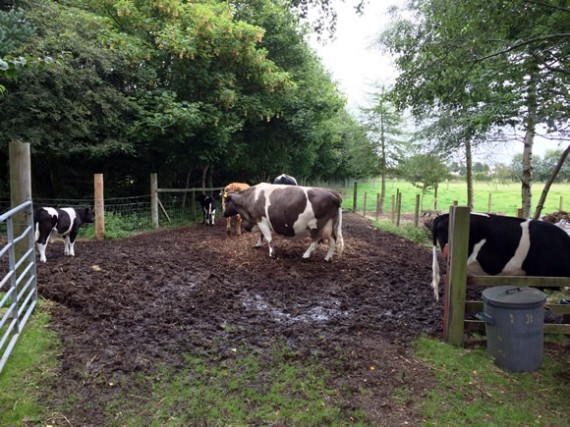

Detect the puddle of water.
[{"left": 241, "top": 292, "right": 347, "bottom": 324}]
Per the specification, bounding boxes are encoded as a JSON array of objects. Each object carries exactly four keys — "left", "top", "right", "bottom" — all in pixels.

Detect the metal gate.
[{"left": 0, "top": 200, "right": 38, "bottom": 373}]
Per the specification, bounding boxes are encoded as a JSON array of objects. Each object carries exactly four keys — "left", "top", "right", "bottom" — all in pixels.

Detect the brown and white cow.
[
  {"left": 431, "top": 212, "right": 570, "bottom": 301},
  {"left": 221, "top": 182, "right": 250, "bottom": 235},
  {"left": 222, "top": 183, "right": 344, "bottom": 260}
]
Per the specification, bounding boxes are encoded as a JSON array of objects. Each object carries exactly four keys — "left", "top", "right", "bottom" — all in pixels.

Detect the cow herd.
[{"left": 31, "top": 176, "right": 570, "bottom": 300}]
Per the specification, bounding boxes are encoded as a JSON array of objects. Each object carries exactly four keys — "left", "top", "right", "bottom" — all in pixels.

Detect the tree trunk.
[
  {"left": 465, "top": 139, "right": 473, "bottom": 209},
  {"left": 521, "top": 67, "right": 537, "bottom": 218},
  {"left": 181, "top": 169, "right": 191, "bottom": 208},
  {"left": 521, "top": 126, "right": 534, "bottom": 218},
  {"left": 378, "top": 114, "right": 387, "bottom": 213},
  {"left": 201, "top": 164, "right": 209, "bottom": 192},
  {"left": 533, "top": 144, "right": 570, "bottom": 219}
]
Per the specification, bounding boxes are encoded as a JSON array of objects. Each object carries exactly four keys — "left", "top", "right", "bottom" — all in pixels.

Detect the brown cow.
[
  {"left": 222, "top": 183, "right": 344, "bottom": 260},
  {"left": 221, "top": 182, "right": 250, "bottom": 235}
]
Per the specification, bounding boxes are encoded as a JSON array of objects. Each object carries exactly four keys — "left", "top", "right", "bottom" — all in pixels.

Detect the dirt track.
[{"left": 35, "top": 213, "right": 457, "bottom": 425}]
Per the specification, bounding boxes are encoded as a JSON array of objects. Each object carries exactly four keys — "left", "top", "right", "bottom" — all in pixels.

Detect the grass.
[
  {"left": 0, "top": 300, "right": 60, "bottom": 426},
  {"left": 105, "top": 341, "right": 367, "bottom": 426},
  {"left": 407, "top": 336, "right": 569, "bottom": 426},
  {"left": 343, "top": 179, "right": 569, "bottom": 216}
]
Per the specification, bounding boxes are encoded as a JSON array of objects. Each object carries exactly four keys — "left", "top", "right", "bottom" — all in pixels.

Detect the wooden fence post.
[
  {"left": 414, "top": 194, "right": 420, "bottom": 227},
  {"left": 94, "top": 174, "right": 105, "bottom": 240},
  {"left": 488, "top": 193, "right": 492, "bottom": 213},
  {"left": 363, "top": 192, "right": 367, "bottom": 217},
  {"left": 376, "top": 193, "right": 380, "bottom": 221},
  {"left": 396, "top": 191, "right": 402, "bottom": 227},
  {"left": 443, "top": 206, "right": 470, "bottom": 346},
  {"left": 151, "top": 173, "right": 158, "bottom": 228},
  {"left": 560, "top": 196, "right": 564, "bottom": 211},
  {"left": 9, "top": 141, "right": 32, "bottom": 270},
  {"left": 352, "top": 181, "right": 358, "bottom": 213},
  {"left": 391, "top": 194, "right": 396, "bottom": 223}
]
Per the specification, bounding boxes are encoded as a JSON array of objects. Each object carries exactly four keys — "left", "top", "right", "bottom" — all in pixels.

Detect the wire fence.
[{"left": 0, "top": 192, "right": 204, "bottom": 236}]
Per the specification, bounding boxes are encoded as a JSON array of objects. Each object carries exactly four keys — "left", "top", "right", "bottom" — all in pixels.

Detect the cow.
[
  {"left": 221, "top": 182, "right": 250, "bottom": 235},
  {"left": 273, "top": 174, "right": 298, "bottom": 185},
  {"left": 222, "top": 183, "right": 344, "bottom": 260},
  {"left": 431, "top": 212, "right": 570, "bottom": 301},
  {"left": 34, "top": 207, "right": 95, "bottom": 263},
  {"left": 196, "top": 194, "right": 216, "bottom": 226}
]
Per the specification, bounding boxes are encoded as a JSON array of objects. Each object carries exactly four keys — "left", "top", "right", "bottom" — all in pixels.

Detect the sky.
[{"left": 307, "top": 0, "right": 563, "bottom": 164}]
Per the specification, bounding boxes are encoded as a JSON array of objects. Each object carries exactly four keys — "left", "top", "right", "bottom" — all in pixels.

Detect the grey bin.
[{"left": 481, "top": 286, "right": 546, "bottom": 372}]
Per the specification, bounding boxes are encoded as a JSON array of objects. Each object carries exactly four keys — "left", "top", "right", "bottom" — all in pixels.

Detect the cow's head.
[
  {"left": 222, "top": 193, "right": 240, "bottom": 218},
  {"left": 79, "top": 208, "right": 95, "bottom": 224}
]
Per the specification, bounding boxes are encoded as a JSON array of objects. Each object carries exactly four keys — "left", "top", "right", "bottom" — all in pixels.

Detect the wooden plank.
[
  {"left": 444, "top": 206, "right": 470, "bottom": 346},
  {"left": 465, "top": 301, "right": 570, "bottom": 315},
  {"left": 545, "top": 324, "right": 570, "bottom": 335},
  {"left": 464, "top": 320, "right": 570, "bottom": 335},
  {"left": 465, "top": 301, "right": 483, "bottom": 312},
  {"left": 467, "top": 276, "right": 570, "bottom": 288}
]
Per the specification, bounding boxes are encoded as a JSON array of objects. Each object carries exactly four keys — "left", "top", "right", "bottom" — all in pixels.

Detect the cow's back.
[{"left": 524, "top": 220, "right": 570, "bottom": 277}]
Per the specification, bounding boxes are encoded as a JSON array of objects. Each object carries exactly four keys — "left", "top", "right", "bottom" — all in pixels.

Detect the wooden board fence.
[{"left": 443, "top": 206, "right": 570, "bottom": 346}]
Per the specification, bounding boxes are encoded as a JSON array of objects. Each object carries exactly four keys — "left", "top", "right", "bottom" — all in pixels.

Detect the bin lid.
[{"left": 482, "top": 286, "right": 546, "bottom": 309}]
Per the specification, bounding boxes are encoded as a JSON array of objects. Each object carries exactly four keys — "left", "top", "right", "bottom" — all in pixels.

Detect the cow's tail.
[
  {"left": 335, "top": 207, "right": 344, "bottom": 257},
  {"left": 431, "top": 216, "right": 443, "bottom": 301}
]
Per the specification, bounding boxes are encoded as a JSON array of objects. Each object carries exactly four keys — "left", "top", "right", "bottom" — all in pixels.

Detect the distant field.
[{"left": 342, "top": 179, "right": 569, "bottom": 217}]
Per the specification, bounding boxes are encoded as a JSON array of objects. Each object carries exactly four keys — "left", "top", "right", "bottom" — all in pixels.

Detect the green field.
[{"left": 343, "top": 179, "right": 570, "bottom": 217}]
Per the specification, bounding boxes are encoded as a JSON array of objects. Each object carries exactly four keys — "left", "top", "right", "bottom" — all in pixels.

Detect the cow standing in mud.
[
  {"left": 431, "top": 212, "right": 570, "bottom": 301},
  {"left": 222, "top": 183, "right": 344, "bottom": 260},
  {"left": 221, "top": 182, "right": 250, "bottom": 235},
  {"left": 34, "top": 207, "right": 95, "bottom": 263}
]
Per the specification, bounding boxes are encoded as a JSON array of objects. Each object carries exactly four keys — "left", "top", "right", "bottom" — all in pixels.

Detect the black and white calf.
[
  {"left": 273, "top": 174, "right": 298, "bottom": 185},
  {"left": 34, "top": 207, "right": 95, "bottom": 263},
  {"left": 431, "top": 212, "right": 570, "bottom": 300},
  {"left": 196, "top": 194, "right": 216, "bottom": 225}
]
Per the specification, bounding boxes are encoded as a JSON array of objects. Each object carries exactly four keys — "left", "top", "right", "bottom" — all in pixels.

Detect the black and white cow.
[
  {"left": 34, "top": 207, "right": 95, "bottom": 263},
  {"left": 196, "top": 194, "right": 216, "bottom": 226},
  {"left": 273, "top": 174, "right": 298, "bottom": 185},
  {"left": 431, "top": 212, "right": 570, "bottom": 300},
  {"left": 222, "top": 183, "right": 344, "bottom": 260}
]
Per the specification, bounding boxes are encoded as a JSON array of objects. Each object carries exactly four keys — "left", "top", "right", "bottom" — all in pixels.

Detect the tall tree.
[
  {"left": 381, "top": 0, "right": 570, "bottom": 216},
  {"left": 360, "top": 86, "right": 406, "bottom": 212}
]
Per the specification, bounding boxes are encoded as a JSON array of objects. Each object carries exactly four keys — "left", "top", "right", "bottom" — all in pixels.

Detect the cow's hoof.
[{"left": 226, "top": 229, "right": 231, "bottom": 235}]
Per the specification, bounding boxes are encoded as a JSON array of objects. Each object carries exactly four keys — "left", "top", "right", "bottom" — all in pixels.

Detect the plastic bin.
[{"left": 480, "top": 286, "right": 546, "bottom": 372}]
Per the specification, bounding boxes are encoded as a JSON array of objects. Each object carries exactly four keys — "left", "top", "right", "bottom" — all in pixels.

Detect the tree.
[
  {"left": 399, "top": 153, "right": 450, "bottom": 209},
  {"left": 381, "top": 0, "right": 570, "bottom": 216},
  {"left": 360, "top": 86, "right": 407, "bottom": 212}
]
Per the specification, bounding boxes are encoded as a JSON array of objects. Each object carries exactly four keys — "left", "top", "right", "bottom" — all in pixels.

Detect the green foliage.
[
  {"left": 372, "top": 219, "right": 431, "bottom": 244},
  {"left": 0, "top": 8, "right": 36, "bottom": 56},
  {"left": 399, "top": 153, "right": 451, "bottom": 193}
]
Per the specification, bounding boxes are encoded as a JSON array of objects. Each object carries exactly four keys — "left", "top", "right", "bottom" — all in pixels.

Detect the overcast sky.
[{"left": 307, "top": 0, "right": 563, "bottom": 163}]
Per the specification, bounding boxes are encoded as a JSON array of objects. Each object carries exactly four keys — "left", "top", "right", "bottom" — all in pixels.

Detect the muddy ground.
[{"left": 33, "top": 213, "right": 562, "bottom": 425}]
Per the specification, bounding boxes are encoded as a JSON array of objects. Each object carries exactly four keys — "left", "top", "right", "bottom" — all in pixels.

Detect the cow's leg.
[
  {"left": 35, "top": 229, "right": 52, "bottom": 263},
  {"left": 64, "top": 236, "right": 71, "bottom": 256},
  {"left": 226, "top": 217, "right": 232, "bottom": 235},
  {"left": 324, "top": 236, "right": 337, "bottom": 261},
  {"left": 256, "top": 221, "right": 274, "bottom": 257},
  {"left": 302, "top": 241, "right": 319, "bottom": 259},
  {"left": 236, "top": 215, "right": 242, "bottom": 236}
]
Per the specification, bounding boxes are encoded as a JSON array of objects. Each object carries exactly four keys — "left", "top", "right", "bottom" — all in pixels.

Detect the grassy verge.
[
  {"left": 406, "top": 336, "right": 569, "bottom": 426},
  {"left": 0, "top": 300, "right": 60, "bottom": 426}
]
